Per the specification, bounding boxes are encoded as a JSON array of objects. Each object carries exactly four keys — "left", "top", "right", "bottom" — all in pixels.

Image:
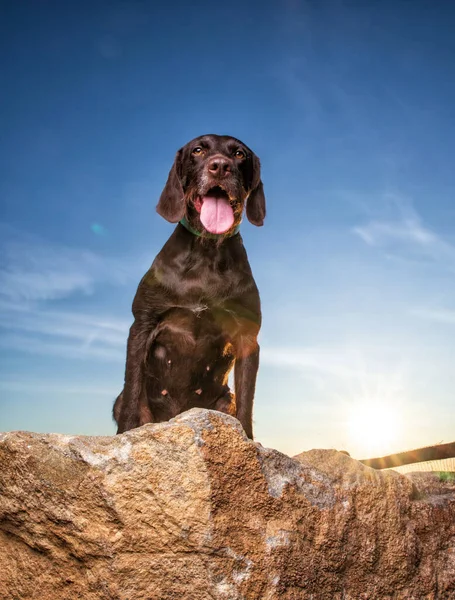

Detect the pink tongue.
[{"left": 200, "top": 196, "right": 234, "bottom": 234}]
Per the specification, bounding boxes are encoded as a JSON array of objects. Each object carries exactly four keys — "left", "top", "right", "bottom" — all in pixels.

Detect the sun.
[{"left": 345, "top": 400, "right": 403, "bottom": 459}]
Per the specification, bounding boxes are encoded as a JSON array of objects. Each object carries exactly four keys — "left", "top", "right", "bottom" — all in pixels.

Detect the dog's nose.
[{"left": 208, "top": 155, "right": 232, "bottom": 177}]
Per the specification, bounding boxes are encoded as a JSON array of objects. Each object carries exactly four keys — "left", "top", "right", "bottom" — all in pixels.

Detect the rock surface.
[{"left": 0, "top": 408, "right": 454, "bottom": 600}]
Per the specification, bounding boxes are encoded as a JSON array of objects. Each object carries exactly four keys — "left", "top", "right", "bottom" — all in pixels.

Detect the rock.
[{"left": 0, "top": 408, "right": 454, "bottom": 600}]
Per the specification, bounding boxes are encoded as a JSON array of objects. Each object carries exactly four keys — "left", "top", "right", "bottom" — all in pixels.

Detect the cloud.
[
  {"left": 0, "top": 332, "right": 125, "bottom": 362},
  {"left": 411, "top": 308, "right": 455, "bottom": 326},
  {"left": 0, "top": 302, "right": 129, "bottom": 343},
  {"left": 0, "top": 227, "right": 132, "bottom": 302},
  {"left": 354, "top": 218, "right": 432, "bottom": 247},
  {"left": 0, "top": 225, "right": 135, "bottom": 362},
  {"left": 261, "top": 342, "right": 408, "bottom": 387},
  {"left": 0, "top": 379, "right": 118, "bottom": 396},
  {"left": 261, "top": 345, "right": 359, "bottom": 380},
  {"left": 352, "top": 196, "right": 455, "bottom": 268},
  {"left": 0, "top": 301, "right": 129, "bottom": 362},
  {"left": 353, "top": 215, "right": 438, "bottom": 249}
]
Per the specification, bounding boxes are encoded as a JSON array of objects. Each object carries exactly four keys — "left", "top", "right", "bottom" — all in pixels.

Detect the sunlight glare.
[{"left": 346, "top": 400, "right": 403, "bottom": 459}]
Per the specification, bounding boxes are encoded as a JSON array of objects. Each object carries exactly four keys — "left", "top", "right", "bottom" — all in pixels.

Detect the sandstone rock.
[{"left": 0, "top": 408, "right": 454, "bottom": 600}]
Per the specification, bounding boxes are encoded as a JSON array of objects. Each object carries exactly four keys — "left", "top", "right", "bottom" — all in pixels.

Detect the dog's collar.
[{"left": 179, "top": 216, "right": 241, "bottom": 239}]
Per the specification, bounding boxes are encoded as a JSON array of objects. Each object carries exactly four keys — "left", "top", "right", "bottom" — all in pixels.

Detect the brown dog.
[{"left": 113, "top": 134, "right": 266, "bottom": 438}]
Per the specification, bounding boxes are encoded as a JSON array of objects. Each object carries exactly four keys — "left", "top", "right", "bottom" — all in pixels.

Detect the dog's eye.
[
  {"left": 234, "top": 150, "right": 245, "bottom": 159},
  {"left": 192, "top": 147, "right": 203, "bottom": 155},
  {"left": 167, "top": 359, "right": 172, "bottom": 366}
]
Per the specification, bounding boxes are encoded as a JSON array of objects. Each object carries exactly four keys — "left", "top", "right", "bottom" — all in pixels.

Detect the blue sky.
[{"left": 1, "top": 0, "right": 454, "bottom": 459}]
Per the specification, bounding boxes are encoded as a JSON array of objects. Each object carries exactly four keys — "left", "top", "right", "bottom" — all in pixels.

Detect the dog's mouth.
[{"left": 193, "top": 186, "right": 235, "bottom": 234}]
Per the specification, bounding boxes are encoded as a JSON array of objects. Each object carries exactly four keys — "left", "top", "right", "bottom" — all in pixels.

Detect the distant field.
[{"left": 389, "top": 458, "right": 455, "bottom": 474}]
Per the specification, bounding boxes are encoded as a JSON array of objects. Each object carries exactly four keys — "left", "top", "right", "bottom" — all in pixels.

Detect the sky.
[{"left": 1, "top": 0, "right": 455, "bottom": 459}]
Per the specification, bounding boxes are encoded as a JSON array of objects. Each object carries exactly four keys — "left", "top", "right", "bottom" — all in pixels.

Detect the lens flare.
[{"left": 90, "top": 223, "right": 107, "bottom": 236}]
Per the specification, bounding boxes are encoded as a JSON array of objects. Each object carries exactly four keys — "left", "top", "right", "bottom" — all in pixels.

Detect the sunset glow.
[{"left": 346, "top": 400, "right": 403, "bottom": 459}]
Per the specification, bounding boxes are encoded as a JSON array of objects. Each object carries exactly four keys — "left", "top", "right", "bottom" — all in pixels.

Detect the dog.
[{"left": 113, "top": 134, "right": 266, "bottom": 439}]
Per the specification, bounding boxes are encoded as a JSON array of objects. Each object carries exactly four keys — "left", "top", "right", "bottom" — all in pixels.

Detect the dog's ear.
[
  {"left": 156, "top": 149, "right": 185, "bottom": 222},
  {"left": 246, "top": 153, "right": 266, "bottom": 227}
]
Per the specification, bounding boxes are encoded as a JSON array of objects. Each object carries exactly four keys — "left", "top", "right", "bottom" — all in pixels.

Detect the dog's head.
[{"left": 156, "top": 134, "right": 266, "bottom": 235}]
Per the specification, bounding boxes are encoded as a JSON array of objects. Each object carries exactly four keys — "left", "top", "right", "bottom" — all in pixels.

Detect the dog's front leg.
[
  {"left": 116, "top": 320, "right": 150, "bottom": 433},
  {"left": 234, "top": 339, "right": 260, "bottom": 439}
]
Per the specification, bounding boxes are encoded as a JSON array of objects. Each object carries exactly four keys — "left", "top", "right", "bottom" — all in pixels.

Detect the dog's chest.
[
  {"left": 143, "top": 239, "right": 260, "bottom": 337},
  {"left": 157, "top": 254, "right": 247, "bottom": 303}
]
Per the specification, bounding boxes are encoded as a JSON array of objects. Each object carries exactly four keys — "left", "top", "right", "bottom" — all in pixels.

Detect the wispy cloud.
[
  {"left": 261, "top": 343, "right": 408, "bottom": 389},
  {"left": 0, "top": 332, "right": 125, "bottom": 362},
  {"left": 354, "top": 216, "right": 435, "bottom": 247},
  {"left": 0, "top": 226, "right": 133, "bottom": 302},
  {"left": 261, "top": 345, "right": 359, "bottom": 380},
  {"left": 0, "top": 225, "right": 134, "bottom": 362},
  {"left": 0, "top": 301, "right": 129, "bottom": 362},
  {"left": 0, "top": 302, "right": 129, "bottom": 346},
  {"left": 0, "top": 379, "right": 118, "bottom": 396},
  {"left": 353, "top": 196, "right": 455, "bottom": 268},
  {"left": 411, "top": 307, "right": 455, "bottom": 326}
]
